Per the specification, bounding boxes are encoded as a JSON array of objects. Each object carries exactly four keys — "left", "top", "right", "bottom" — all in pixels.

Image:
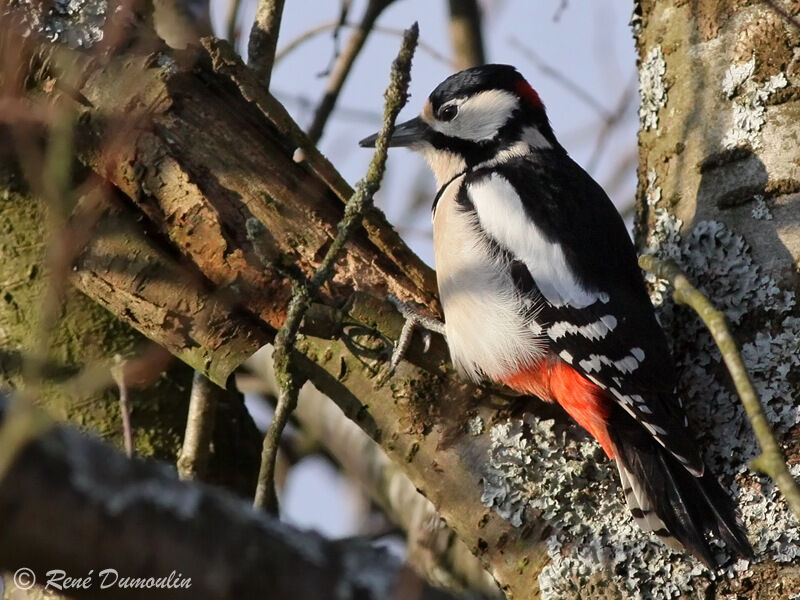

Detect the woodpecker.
[{"left": 360, "top": 64, "right": 753, "bottom": 568}]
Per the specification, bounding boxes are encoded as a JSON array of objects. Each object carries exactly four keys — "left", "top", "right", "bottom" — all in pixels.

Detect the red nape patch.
[
  {"left": 503, "top": 360, "right": 615, "bottom": 458},
  {"left": 513, "top": 80, "right": 544, "bottom": 111}
]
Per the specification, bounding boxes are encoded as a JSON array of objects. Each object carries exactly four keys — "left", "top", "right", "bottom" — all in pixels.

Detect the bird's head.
[{"left": 360, "top": 64, "right": 561, "bottom": 186}]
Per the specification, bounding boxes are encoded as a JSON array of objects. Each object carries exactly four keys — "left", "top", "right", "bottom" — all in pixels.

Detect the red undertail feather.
[
  {"left": 502, "top": 358, "right": 615, "bottom": 458},
  {"left": 502, "top": 357, "right": 754, "bottom": 568}
]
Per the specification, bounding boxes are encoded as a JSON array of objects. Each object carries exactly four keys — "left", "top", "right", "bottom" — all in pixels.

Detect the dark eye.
[{"left": 439, "top": 105, "right": 458, "bottom": 121}]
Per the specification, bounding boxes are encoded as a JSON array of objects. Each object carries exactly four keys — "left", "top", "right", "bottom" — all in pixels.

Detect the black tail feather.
[{"left": 608, "top": 403, "right": 753, "bottom": 569}]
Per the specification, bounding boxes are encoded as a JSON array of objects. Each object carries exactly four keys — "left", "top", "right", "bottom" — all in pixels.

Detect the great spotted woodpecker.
[{"left": 360, "top": 64, "right": 753, "bottom": 568}]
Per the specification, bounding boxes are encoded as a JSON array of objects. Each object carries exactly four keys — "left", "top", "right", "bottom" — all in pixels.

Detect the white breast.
[{"left": 433, "top": 175, "right": 546, "bottom": 382}]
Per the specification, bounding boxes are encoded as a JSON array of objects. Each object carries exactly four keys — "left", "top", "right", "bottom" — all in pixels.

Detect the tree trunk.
[{"left": 630, "top": 1, "right": 800, "bottom": 598}]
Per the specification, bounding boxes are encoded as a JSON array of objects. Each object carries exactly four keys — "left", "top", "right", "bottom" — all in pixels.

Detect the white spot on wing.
[
  {"left": 579, "top": 350, "right": 643, "bottom": 375},
  {"left": 468, "top": 174, "right": 604, "bottom": 308},
  {"left": 559, "top": 350, "right": 573, "bottom": 364},
  {"left": 631, "top": 347, "right": 646, "bottom": 361},
  {"left": 547, "top": 315, "right": 618, "bottom": 341},
  {"left": 614, "top": 355, "right": 639, "bottom": 374},
  {"left": 586, "top": 374, "right": 606, "bottom": 389}
]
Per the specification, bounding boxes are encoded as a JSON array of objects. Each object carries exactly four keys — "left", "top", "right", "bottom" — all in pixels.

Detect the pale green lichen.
[
  {"left": 722, "top": 57, "right": 787, "bottom": 149},
  {"left": 645, "top": 169, "right": 661, "bottom": 207},
  {"left": 751, "top": 195, "right": 773, "bottom": 220},
  {"left": 639, "top": 47, "right": 667, "bottom": 131},
  {"left": 482, "top": 417, "right": 705, "bottom": 600},
  {"left": 467, "top": 415, "right": 484, "bottom": 436},
  {"left": 647, "top": 216, "right": 800, "bottom": 565}
]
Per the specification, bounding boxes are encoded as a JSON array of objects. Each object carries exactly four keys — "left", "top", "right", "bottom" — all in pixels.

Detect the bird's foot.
[{"left": 386, "top": 294, "right": 446, "bottom": 373}]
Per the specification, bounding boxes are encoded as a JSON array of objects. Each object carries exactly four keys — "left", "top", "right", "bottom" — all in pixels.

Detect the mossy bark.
[
  {"left": 635, "top": 1, "right": 800, "bottom": 598},
  {"left": 0, "top": 162, "right": 191, "bottom": 459},
  {"left": 0, "top": 162, "right": 260, "bottom": 496}
]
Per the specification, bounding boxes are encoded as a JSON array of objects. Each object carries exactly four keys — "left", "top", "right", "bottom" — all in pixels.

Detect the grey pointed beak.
[{"left": 359, "top": 116, "right": 429, "bottom": 148}]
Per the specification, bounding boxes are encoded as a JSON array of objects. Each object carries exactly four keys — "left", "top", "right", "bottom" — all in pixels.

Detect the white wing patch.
[
  {"left": 547, "top": 315, "right": 618, "bottom": 341},
  {"left": 468, "top": 174, "right": 606, "bottom": 308}
]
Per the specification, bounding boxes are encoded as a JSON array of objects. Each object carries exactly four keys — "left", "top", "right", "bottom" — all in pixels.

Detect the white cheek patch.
[{"left": 432, "top": 90, "right": 519, "bottom": 141}]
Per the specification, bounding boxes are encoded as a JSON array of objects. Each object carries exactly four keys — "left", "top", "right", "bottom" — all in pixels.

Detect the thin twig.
[
  {"left": 508, "top": 35, "right": 612, "bottom": 120},
  {"left": 275, "top": 21, "right": 453, "bottom": 67},
  {"left": 248, "top": 0, "right": 286, "bottom": 89},
  {"left": 552, "top": 0, "right": 568, "bottom": 22},
  {"left": 317, "top": 0, "right": 353, "bottom": 77},
  {"left": 585, "top": 73, "right": 637, "bottom": 174},
  {"left": 306, "top": 0, "right": 395, "bottom": 145},
  {"left": 272, "top": 90, "right": 383, "bottom": 124},
  {"left": 111, "top": 355, "right": 134, "bottom": 458},
  {"left": 639, "top": 255, "right": 800, "bottom": 523},
  {"left": 251, "top": 23, "right": 419, "bottom": 514},
  {"left": 177, "top": 371, "right": 219, "bottom": 481}
]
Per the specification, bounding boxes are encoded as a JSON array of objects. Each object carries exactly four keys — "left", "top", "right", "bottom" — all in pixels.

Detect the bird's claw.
[{"left": 386, "top": 295, "right": 445, "bottom": 374}]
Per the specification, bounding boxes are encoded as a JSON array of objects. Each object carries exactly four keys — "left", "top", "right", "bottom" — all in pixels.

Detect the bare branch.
[
  {"left": 585, "top": 73, "right": 637, "bottom": 174},
  {"left": 241, "top": 346, "right": 503, "bottom": 598},
  {"left": 448, "top": 0, "right": 485, "bottom": 69},
  {"left": 275, "top": 21, "right": 454, "bottom": 68},
  {"left": 639, "top": 255, "right": 800, "bottom": 523},
  {"left": 111, "top": 355, "right": 134, "bottom": 458},
  {"left": 248, "top": 0, "right": 286, "bottom": 89},
  {"left": 177, "top": 371, "right": 219, "bottom": 481},
  {"left": 251, "top": 23, "right": 419, "bottom": 514},
  {"left": 306, "top": 0, "right": 395, "bottom": 145}
]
